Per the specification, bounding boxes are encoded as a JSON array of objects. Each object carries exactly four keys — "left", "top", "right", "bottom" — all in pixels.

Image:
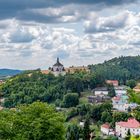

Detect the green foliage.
[
  {"left": 111, "top": 112, "right": 131, "bottom": 127},
  {"left": 101, "top": 111, "right": 112, "bottom": 123},
  {"left": 1, "top": 70, "right": 103, "bottom": 108},
  {"left": 66, "top": 124, "right": 80, "bottom": 140},
  {"left": 89, "top": 56, "right": 140, "bottom": 83},
  {"left": 83, "top": 117, "right": 90, "bottom": 140},
  {"left": 125, "top": 129, "right": 131, "bottom": 140},
  {"left": 128, "top": 89, "right": 140, "bottom": 105},
  {"left": 133, "top": 106, "right": 140, "bottom": 121},
  {"left": 1, "top": 71, "right": 67, "bottom": 107},
  {"left": 107, "top": 84, "right": 116, "bottom": 97},
  {"left": 106, "top": 136, "right": 118, "bottom": 140},
  {"left": 0, "top": 102, "right": 65, "bottom": 140},
  {"left": 63, "top": 93, "right": 79, "bottom": 108},
  {"left": 91, "top": 102, "right": 112, "bottom": 122},
  {"left": 126, "top": 80, "right": 136, "bottom": 89}
]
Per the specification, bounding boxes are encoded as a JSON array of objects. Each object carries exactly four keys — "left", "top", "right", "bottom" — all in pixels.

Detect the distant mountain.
[{"left": 0, "top": 69, "right": 22, "bottom": 77}]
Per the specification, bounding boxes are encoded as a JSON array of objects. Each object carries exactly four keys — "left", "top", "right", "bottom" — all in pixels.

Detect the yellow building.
[
  {"left": 65, "top": 66, "right": 90, "bottom": 74},
  {"left": 133, "top": 83, "right": 140, "bottom": 93}
]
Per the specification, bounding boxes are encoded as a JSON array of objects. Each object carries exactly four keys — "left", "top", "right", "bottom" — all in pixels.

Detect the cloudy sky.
[{"left": 0, "top": 0, "right": 140, "bottom": 70}]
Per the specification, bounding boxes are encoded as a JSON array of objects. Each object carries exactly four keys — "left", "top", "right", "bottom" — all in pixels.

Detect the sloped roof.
[
  {"left": 116, "top": 118, "right": 140, "bottom": 128},
  {"left": 53, "top": 58, "right": 63, "bottom": 66}
]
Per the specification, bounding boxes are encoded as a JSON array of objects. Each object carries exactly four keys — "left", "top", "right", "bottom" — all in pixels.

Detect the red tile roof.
[
  {"left": 106, "top": 80, "right": 119, "bottom": 86},
  {"left": 113, "top": 96, "right": 121, "bottom": 101},
  {"left": 116, "top": 118, "right": 140, "bottom": 128},
  {"left": 101, "top": 123, "right": 110, "bottom": 129},
  {"left": 41, "top": 70, "right": 50, "bottom": 74}
]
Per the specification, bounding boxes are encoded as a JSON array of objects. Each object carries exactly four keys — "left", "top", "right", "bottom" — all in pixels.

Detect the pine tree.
[{"left": 83, "top": 117, "right": 90, "bottom": 140}]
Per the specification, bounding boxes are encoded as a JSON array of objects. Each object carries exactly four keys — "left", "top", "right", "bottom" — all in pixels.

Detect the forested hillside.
[
  {"left": 89, "top": 56, "right": 140, "bottom": 84},
  {"left": 1, "top": 56, "right": 140, "bottom": 108},
  {"left": 0, "top": 70, "right": 101, "bottom": 107}
]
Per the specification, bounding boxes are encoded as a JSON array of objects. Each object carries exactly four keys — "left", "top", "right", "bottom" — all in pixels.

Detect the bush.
[{"left": 63, "top": 93, "right": 79, "bottom": 108}]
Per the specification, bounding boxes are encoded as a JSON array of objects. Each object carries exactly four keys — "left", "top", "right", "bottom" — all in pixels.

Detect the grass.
[{"left": 79, "top": 91, "right": 93, "bottom": 104}]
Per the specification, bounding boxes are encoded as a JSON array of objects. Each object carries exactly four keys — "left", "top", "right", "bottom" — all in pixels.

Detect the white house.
[
  {"left": 114, "top": 86, "right": 127, "bottom": 96},
  {"left": 115, "top": 118, "right": 140, "bottom": 138},
  {"left": 101, "top": 123, "right": 115, "bottom": 136},
  {"left": 93, "top": 87, "right": 108, "bottom": 96},
  {"left": 101, "top": 123, "right": 110, "bottom": 135},
  {"left": 112, "top": 96, "right": 138, "bottom": 112}
]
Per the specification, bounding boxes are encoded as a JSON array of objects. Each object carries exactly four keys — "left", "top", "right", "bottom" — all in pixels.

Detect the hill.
[
  {"left": 89, "top": 55, "right": 140, "bottom": 84},
  {"left": 0, "top": 69, "right": 22, "bottom": 78}
]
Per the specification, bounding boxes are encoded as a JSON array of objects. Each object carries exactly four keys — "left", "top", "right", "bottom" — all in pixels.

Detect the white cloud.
[{"left": 84, "top": 11, "right": 140, "bottom": 33}]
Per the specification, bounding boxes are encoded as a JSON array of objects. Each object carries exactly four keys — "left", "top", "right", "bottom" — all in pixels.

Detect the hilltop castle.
[
  {"left": 41, "top": 57, "right": 90, "bottom": 76},
  {"left": 49, "top": 58, "right": 66, "bottom": 76}
]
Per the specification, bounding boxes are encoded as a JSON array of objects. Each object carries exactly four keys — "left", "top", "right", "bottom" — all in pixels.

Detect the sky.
[{"left": 0, "top": 0, "right": 140, "bottom": 70}]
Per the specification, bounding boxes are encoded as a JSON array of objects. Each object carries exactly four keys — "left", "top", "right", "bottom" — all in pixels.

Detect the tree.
[
  {"left": 83, "top": 117, "right": 90, "bottom": 140},
  {"left": 101, "top": 111, "right": 112, "bottom": 123},
  {"left": 125, "top": 129, "right": 131, "bottom": 140},
  {"left": 126, "top": 80, "right": 136, "bottom": 89},
  {"left": 107, "top": 84, "right": 116, "bottom": 97},
  {"left": 133, "top": 106, "right": 140, "bottom": 121},
  {"left": 63, "top": 93, "right": 79, "bottom": 108},
  {"left": 66, "top": 124, "right": 80, "bottom": 140},
  {"left": 0, "top": 102, "right": 65, "bottom": 140}
]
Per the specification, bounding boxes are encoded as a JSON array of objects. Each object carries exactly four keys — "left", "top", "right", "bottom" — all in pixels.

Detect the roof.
[
  {"left": 41, "top": 70, "right": 50, "bottom": 74},
  {"left": 101, "top": 123, "right": 110, "bottom": 129},
  {"left": 53, "top": 58, "right": 63, "bottom": 66},
  {"left": 93, "top": 87, "right": 108, "bottom": 91},
  {"left": 106, "top": 80, "right": 118, "bottom": 85},
  {"left": 112, "top": 96, "right": 121, "bottom": 101},
  {"left": 116, "top": 118, "right": 140, "bottom": 128}
]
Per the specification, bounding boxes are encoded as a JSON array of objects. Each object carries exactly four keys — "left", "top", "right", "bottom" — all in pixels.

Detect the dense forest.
[
  {"left": 89, "top": 56, "right": 140, "bottom": 84},
  {"left": 0, "top": 70, "right": 103, "bottom": 107}
]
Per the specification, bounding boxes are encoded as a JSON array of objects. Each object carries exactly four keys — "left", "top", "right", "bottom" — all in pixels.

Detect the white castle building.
[{"left": 50, "top": 58, "right": 66, "bottom": 76}]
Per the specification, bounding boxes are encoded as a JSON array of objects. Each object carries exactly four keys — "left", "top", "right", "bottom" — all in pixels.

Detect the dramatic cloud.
[
  {"left": 0, "top": 0, "right": 138, "bottom": 22},
  {"left": 84, "top": 11, "right": 140, "bottom": 33},
  {"left": 0, "top": 1, "right": 140, "bottom": 69}
]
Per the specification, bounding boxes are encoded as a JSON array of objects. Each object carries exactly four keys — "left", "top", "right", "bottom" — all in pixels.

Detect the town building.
[
  {"left": 44, "top": 58, "right": 66, "bottom": 76},
  {"left": 65, "top": 66, "right": 90, "bottom": 74},
  {"left": 112, "top": 95, "right": 138, "bottom": 112},
  {"left": 42, "top": 58, "right": 90, "bottom": 76},
  {"left": 93, "top": 87, "right": 109, "bottom": 96},
  {"left": 114, "top": 86, "right": 127, "bottom": 96},
  {"left": 106, "top": 80, "right": 119, "bottom": 87},
  {"left": 133, "top": 83, "right": 140, "bottom": 93},
  {"left": 101, "top": 123, "right": 115, "bottom": 135},
  {"left": 87, "top": 95, "right": 110, "bottom": 104},
  {"left": 116, "top": 118, "right": 140, "bottom": 138}
]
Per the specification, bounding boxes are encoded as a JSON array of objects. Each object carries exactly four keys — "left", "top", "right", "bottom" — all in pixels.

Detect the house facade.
[
  {"left": 101, "top": 123, "right": 115, "bottom": 136},
  {"left": 116, "top": 118, "right": 140, "bottom": 138},
  {"left": 93, "top": 87, "right": 109, "bottom": 96}
]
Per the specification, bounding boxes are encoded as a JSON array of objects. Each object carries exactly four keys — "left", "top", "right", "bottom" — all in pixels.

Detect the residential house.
[
  {"left": 114, "top": 86, "right": 127, "bottom": 96},
  {"left": 112, "top": 96, "right": 129, "bottom": 112},
  {"left": 116, "top": 118, "right": 140, "bottom": 138},
  {"left": 112, "top": 95, "right": 138, "bottom": 112},
  {"left": 101, "top": 123, "right": 115, "bottom": 135},
  {"left": 93, "top": 87, "right": 108, "bottom": 96},
  {"left": 88, "top": 95, "right": 110, "bottom": 104}
]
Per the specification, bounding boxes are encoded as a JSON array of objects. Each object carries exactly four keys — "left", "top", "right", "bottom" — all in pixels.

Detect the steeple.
[
  {"left": 57, "top": 57, "right": 59, "bottom": 63},
  {"left": 53, "top": 57, "right": 63, "bottom": 66}
]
